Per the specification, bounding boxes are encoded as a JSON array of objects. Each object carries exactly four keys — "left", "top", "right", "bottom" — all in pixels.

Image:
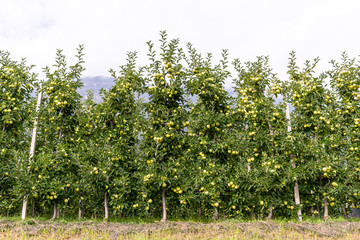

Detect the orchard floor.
[{"left": 1, "top": 218, "right": 360, "bottom": 240}]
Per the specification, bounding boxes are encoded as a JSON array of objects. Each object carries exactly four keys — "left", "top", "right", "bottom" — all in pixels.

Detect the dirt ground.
[{"left": 1, "top": 219, "right": 360, "bottom": 240}]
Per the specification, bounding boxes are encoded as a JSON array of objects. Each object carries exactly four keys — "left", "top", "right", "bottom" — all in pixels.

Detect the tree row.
[{"left": 1, "top": 32, "right": 360, "bottom": 221}]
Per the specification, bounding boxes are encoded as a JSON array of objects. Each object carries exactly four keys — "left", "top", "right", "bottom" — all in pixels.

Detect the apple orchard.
[{"left": 1, "top": 32, "right": 360, "bottom": 222}]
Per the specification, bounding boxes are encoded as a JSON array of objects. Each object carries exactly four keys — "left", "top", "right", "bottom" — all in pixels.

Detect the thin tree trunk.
[
  {"left": 198, "top": 207, "right": 202, "bottom": 219},
  {"left": 50, "top": 203, "right": 58, "bottom": 220},
  {"left": 311, "top": 206, "right": 314, "bottom": 217},
  {"left": 21, "top": 199, "right": 27, "bottom": 221},
  {"left": 342, "top": 207, "right": 347, "bottom": 218},
  {"left": 104, "top": 192, "right": 109, "bottom": 221},
  {"left": 91, "top": 210, "right": 97, "bottom": 219},
  {"left": 267, "top": 203, "right": 273, "bottom": 220},
  {"left": 250, "top": 209, "right": 255, "bottom": 220},
  {"left": 22, "top": 92, "right": 43, "bottom": 220},
  {"left": 31, "top": 199, "right": 36, "bottom": 217},
  {"left": 161, "top": 189, "right": 167, "bottom": 222},
  {"left": 56, "top": 206, "right": 60, "bottom": 218},
  {"left": 317, "top": 206, "right": 320, "bottom": 216},
  {"left": 213, "top": 207, "right": 218, "bottom": 221},
  {"left": 78, "top": 207, "right": 83, "bottom": 219},
  {"left": 78, "top": 193, "right": 84, "bottom": 219},
  {"left": 286, "top": 101, "right": 302, "bottom": 221},
  {"left": 323, "top": 198, "right": 329, "bottom": 220},
  {"left": 294, "top": 180, "right": 302, "bottom": 221}
]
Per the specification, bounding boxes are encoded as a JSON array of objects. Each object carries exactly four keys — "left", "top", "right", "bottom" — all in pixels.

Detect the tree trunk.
[
  {"left": 213, "top": 207, "right": 218, "bottom": 221},
  {"left": 31, "top": 199, "right": 36, "bottom": 217},
  {"left": 21, "top": 198, "right": 27, "bottom": 220},
  {"left": 91, "top": 211, "right": 96, "bottom": 219},
  {"left": 56, "top": 205, "right": 60, "bottom": 218},
  {"left": 198, "top": 207, "right": 202, "bottom": 219},
  {"left": 78, "top": 208, "right": 83, "bottom": 219},
  {"left": 311, "top": 206, "right": 314, "bottom": 217},
  {"left": 286, "top": 102, "right": 302, "bottom": 221},
  {"left": 250, "top": 209, "right": 255, "bottom": 220},
  {"left": 50, "top": 203, "right": 58, "bottom": 220},
  {"left": 161, "top": 189, "right": 167, "bottom": 222},
  {"left": 342, "top": 207, "right": 347, "bottom": 218},
  {"left": 294, "top": 180, "right": 302, "bottom": 221},
  {"left": 267, "top": 203, "right": 273, "bottom": 220},
  {"left": 323, "top": 198, "right": 329, "bottom": 220},
  {"left": 104, "top": 192, "right": 109, "bottom": 221},
  {"left": 78, "top": 194, "right": 84, "bottom": 219}
]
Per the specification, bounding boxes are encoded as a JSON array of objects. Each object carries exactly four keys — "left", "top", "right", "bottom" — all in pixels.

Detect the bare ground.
[{"left": 1, "top": 219, "right": 360, "bottom": 239}]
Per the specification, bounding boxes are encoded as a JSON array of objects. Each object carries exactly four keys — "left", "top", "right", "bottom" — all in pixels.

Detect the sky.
[{"left": 1, "top": 0, "right": 360, "bottom": 89}]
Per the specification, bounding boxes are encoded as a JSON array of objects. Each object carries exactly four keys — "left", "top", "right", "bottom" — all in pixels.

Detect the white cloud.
[{"left": 1, "top": 0, "right": 360, "bottom": 83}]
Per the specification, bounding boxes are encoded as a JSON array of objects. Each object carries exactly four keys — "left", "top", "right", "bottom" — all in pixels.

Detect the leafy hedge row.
[{"left": 1, "top": 32, "right": 360, "bottom": 221}]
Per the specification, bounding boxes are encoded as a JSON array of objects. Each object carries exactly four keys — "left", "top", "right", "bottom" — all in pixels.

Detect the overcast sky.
[{"left": 1, "top": 0, "right": 360, "bottom": 88}]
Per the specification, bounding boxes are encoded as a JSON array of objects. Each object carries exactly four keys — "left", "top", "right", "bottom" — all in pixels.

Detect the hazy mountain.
[
  {"left": 79, "top": 76, "right": 114, "bottom": 102},
  {"left": 79, "top": 76, "right": 285, "bottom": 106}
]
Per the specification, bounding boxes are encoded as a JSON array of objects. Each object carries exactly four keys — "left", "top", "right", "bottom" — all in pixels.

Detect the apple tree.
[
  {"left": 0, "top": 51, "right": 37, "bottom": 216},
  {"left": 81, "top": 51, "right": 144, "bottom": 221},
  {"left": 184, "top": 46, "right": 232, "bottom": 220},
  {"left": 327, "top": 53, "right": 360, "bottom": 216},
  {"left": 230, "top": 56, "right": 288, "bottom": 220},
  {"left": 28, "top": 46, "right": 85, "bottom": 219},
  {"left": 139, "top": 32, "right": 189, "bottom": 222},
  {"left": 285, "top": 52, "right": 341, "bottom": 220}
]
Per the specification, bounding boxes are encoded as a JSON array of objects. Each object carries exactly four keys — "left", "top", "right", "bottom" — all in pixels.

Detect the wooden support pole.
[{"left": 22, "top": 91, "right": 42, "bottom": 221}]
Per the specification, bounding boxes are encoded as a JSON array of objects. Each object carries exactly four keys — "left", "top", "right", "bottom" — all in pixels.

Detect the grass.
[{"left": 1, "top": 216, "right": 360, "bottom": 239}]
